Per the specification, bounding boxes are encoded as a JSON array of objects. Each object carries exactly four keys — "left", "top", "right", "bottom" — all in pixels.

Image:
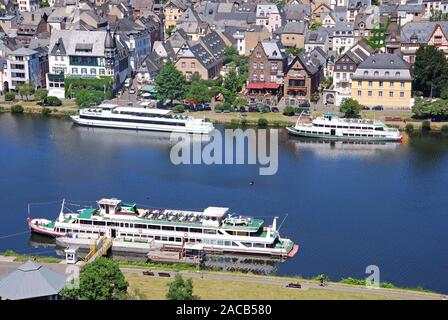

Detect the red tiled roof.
[{"left": 246, "top": 83, "right": 280, "bottom": 89}]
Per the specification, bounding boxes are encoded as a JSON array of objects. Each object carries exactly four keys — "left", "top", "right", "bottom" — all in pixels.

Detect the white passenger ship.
[
  {"left": 71, "top": 104, "right": 214, "bottom": 134},
  {"left": 287, "top": 113, "right": 402, "bottom": 142},
  {"left": 28, "top": 199, "right": 298, "bottom": 258}
]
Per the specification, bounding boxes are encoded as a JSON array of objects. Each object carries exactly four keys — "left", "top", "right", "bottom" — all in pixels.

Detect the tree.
[
  {"left": 166, "top": 25, "right": 175, "bottom": 37},
  {"left": 286, "top": 47, "right": 304, "bottom": 56},
  {"left": 46, "top": 96, "right": 62, "bottom": 106},
  {"left": 166, "top": 274, "right": 199, "bottom": 300},
  {"left": 224, "top": 46, "right": 239, "bottom": 64},
  {"left": 234, "top": 97, "right": 247, "bottom": 107},
  {"left": 75, "top": 89, "right": 104, "bottom": 108},
  {"left": 185, "top": 80, "right": 211, "bottom": 103},
  {"left": 223, "top": 69, "right": 242, "bottom": 94},
  {"left": 4, "top": 92, "right": 15, "bottom": 101},
  {"left": 62, "top": 258, "right": 128, "bottom": 300},
  {"left": 35, "top": 88, "right": 48, "bottom": 102},
  {"left": 155, "top": 61, "right": 186, "bottom": 105},
  {"left": 309, "top": 21, "right": 322, "bottom": 31},
  {"left": 413, "top": 45, "right": 448, "bottom": 97},
  {"left": 17, "top": 82, "right": 34, "bottom": 101},
  {"left": 283, "top": 106, "right": 295, "bottom": 116},
  {"left": 339, "top": 98, "right": 362, "bottom": 118}
]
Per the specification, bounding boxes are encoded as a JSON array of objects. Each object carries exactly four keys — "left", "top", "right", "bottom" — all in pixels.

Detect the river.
[{"left": 0, "top": 113, "right": 447, "bottom": 293}]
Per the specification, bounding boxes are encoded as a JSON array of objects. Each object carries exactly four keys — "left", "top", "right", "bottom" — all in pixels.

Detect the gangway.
[{"left": 84, "top": 236, "right": 113, "bottom": 263}]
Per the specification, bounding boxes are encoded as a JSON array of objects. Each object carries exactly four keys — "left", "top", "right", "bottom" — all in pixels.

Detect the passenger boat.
[
  {"left": 27, "top": 199, "right": 298, "bottom": 258},
  {"left": 286, "top": 113, "right": 402, "bottom": 142},
  {"left": 70, "top": 104, "right": 214, "bottom": 134}
]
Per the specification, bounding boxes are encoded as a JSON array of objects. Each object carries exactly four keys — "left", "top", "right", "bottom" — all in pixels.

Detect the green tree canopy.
[
  {"left": 413, "top": 45, "right": 448, "bottom": 97},
  {"left": 166, "top": 274, "right": 199, "bottom": 300},
  {"left": 35, "top": 88, "right": 48, "bottom": 101},
  {"left": 17, "top": 82, "right": 34, "bottom": 101},
  {"left": 223, "top": 69, "right": 242, "bottom": 94},
  {"left": 340, "top": 98, "right": 362, "bottom": 118},
  {"left": 62, "top": 258, "right": 128, "bottom": 300},
  {"left": 412, "top": 97, "right": 448, "bottom": 120},
  {"left": 75, "top": 89, "right": 105, "bottom": 108},
  {"left": 185, "top": 80, "right": 212, "bottom": 103},
  {"left": 155, "top": 61, "right": 186, "bottom": 105}
]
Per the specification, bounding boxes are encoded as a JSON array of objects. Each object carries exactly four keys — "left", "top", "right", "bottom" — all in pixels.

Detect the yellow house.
[
  {"left": 351, "top": 53, "right": 412, "bottom": 109},
  {"left": 163, "top": 0, "right": 187, "bottom": 30}
]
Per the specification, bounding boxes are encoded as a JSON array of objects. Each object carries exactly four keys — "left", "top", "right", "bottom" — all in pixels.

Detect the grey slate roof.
[
  {"left": 0, "top": 261, "right": 66, "bottom": 300},
  {"left": 49, "top": 29, "right": 109, "bottom": 57},
  {"left": 401, "top": 21, "right": 448, "bottom": 44},
  {"left": 274, "top": 21, "right": 306, "bottom": 35},
  {"left": 358, "top": 53, "right": 409, "bottom": 69}
]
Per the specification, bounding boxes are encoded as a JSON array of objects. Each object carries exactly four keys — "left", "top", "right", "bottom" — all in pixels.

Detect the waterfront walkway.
[{"left": 0, "top": 258, "right": 442, "bottom": 300}]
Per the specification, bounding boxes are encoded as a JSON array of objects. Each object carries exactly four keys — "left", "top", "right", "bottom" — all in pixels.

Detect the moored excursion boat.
[
  {"left": 287, "top": 113, "right": 402, "bottom": 142},
  {"left": 27, "top": 199, "right": 298, "bottom": 258},
  {"left": 70, "top": 104, "right": 214, "bottom": 134}
]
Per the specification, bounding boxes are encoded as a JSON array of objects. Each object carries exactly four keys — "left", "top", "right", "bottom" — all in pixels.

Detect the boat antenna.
[
  {"left": 27, "top": 203, "right": 30, "bottom": 218},
  {"left": 277, "top": 213, "right": 288, "bottom": 233}
]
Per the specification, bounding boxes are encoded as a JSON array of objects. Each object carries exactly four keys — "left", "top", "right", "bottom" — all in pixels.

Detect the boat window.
[
  {"left": 375, "top": 127, "right": 384, "bottom": 131},
  {"left": 241, "top": 242, "right": 252, "bottom": 247},
  {"left": 162, "top": 226, "right": 175, "bottom": 231},
  {"left": 190, "top": 228, "right": 202, "bottom": 233},
  {"left": 204, "top": 229, "right": 216, "bottom": 234}
]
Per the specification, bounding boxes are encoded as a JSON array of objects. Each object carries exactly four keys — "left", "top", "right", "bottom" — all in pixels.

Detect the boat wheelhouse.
[
  {"left": 71, "top": 104, "right": 214, "bottom": 134},
  {"left": 28, "top": 199, "right": 298, "bottom": 258},
  {"left": 287, "top": 113, "right": 402, "bottom": 142}
]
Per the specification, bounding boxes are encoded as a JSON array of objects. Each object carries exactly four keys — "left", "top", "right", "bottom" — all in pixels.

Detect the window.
[
  {"left": 357, "top": 90, "right": 361, "bottom": 96},
  {"left": 191, "top": 62, "right": 195, "bottom": 68},
  {"left": 368, "top": 81, "right": 372, "bottom": 87},
  {"left": 379, "top": 81, "right": 383, "bottom": 87},
  {"left": 400, "top": 92, "right": 404, "bottom": 97},
  {"left": 379, "top": 91, "right": 383, "bottom": 97},
  {"left": 90, "top": 68, "right": 96, "bottom": 75},
  {"left": 81, "top": 68, "right": 87, "bottom": 74},
  {"left": 400, "top": 82, "right": 405, "bottom": 87},
  {"left": 390, "top": 81, "right": 394, "bottom": 87},
  {"left": 72, "top": 68, "right": 78, "bottom": 74},
  {"left": 358, "top": 80, "right": 362, "bottom": 86},
  {"left": 389, "top": 91, "right": 394, "bottom": 97},
  {"left": 181, "top": 62, "right": 186, "bottom": 68},
  {"left": 368, "top": 91, "right": 372, "bottom": 97},
  {"left": 253, "top": 62, "right": 257, "bottom": 69},
  {"left": 99, "top": 69, "right": 105, "bottom": 75}
]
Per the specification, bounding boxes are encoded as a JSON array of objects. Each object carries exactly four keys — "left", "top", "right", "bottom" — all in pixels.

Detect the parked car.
[
  {"left": 124, "top": 78, "right": 131, "bottom": 88},
  {"left": 372, "top": 105, "right": 383, "bottom": 111},
  {"left": 203, "top": 103, "right": 212, "bottom": 110},
  {"left": 129, "top": 88, "right": 135, "bottom": 94},
  {"left": 271, "top": 107, "right": 279, "bottom": 113},
  {"left": 238, "top": 106, "right": 247, "bottom": 112},
  {"left": 248, "top": 105, "right": 258, "bottom": 112},
  {"left": 362, "top": 106, "right": 370, "bottom": 110}
]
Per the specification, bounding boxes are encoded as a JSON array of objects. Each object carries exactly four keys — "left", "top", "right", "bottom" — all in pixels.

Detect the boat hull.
[
  {"left": 71, "top": 116, "right": 214, "bottom": 134},
  {"left": 286, "top": 126, "right": 402, "bottom": 142},
  {"left": 28, "top": 218, "right": 65, "bottom": 238}
]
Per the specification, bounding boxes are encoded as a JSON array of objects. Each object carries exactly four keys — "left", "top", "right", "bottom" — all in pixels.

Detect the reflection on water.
[
  {"left": 204, "top": 254, "right": 280, "bottom": 275},
  {"left": 29, "top": 234, "right": 280, "bottom": 274},
  {"left": 285, "top": 136, "right": 403, "bottom": 159}
]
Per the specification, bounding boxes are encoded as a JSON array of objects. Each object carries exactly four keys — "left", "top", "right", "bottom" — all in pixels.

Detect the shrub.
[
  {"left": 5, "top": 92, "right": 15, "bottom": 101},
  {"left": 46, "top": 96, "right": 62, "bottom": 106},
  {"left": 11, "top": 104, "right": 24, "bottom": 114},
  {"left": 283, "top": 106, "right": 295, "bottom": 116},
  {"left": 214, "top": 103, "right": 224, "bottom": 111},
  {"left": 172, "top": 105, "right": 185, "bottom": 113},
  {"left": 272, "top": 120, "right": 281, "bottom": 127},
  {"left": 421, "top": 120, "right": 431, "bottom": 131},
  {"left": 230, "top": 118, "right": 240, "bottom": 126},
  {"left": 35, "top": 88, "right": 48, "bottom": 101},
  {"left": 257, "top": 118, "right": 268, "bottom": 127},
  {"left": 405, "top": 123, "right": 414, "bottom": 132},
  {"left": 240, "top": 118, "right": 248, "bottom": 126},
  {"left": 42, "top": 107, "right": 52, "bottom": 116},
  {"left": 234, "top": 97, "right": 247, "bottom": 107}
]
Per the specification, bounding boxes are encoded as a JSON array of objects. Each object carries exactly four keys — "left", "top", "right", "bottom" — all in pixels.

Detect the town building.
[
  {"left": 6, "top": 47, "right": 41, "bottom": 91},
  {"left": 332, "top": 41, "right": 374, "bottom": 105},
  {"left": 17, "top": 0, "right": 38, "bottom": 12},
  {"left": 351, "top": 53, "right": 413, "bottom": 109},
  {"left": 246, "top": 40, "right": 288, "bottom": 105},
  {"left": 273, "top": 21, "right": 307, "bottom": 49},
  {"left": 163, "top": 0, "right": 187, "bottom": 30},
  {"left": 224, "top": 25, "right": 271, "bottom": 56},
  {"left": 255, "top": 4, "right": 283, "bottom": 33},
  {"left": 46, "top": 27, "right": 130, "bottom": 98},
  {"left": 284, "top": 48, "right": 325, "bottom": 106}
]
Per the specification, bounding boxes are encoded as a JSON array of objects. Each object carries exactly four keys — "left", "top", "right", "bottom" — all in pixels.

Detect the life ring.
[{"left": 138, "top": 229, "right": 142, "bottom": 234}]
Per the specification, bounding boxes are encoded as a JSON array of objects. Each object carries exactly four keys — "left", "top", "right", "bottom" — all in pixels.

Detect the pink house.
[{"left": 256, "top": 4, "right": 283, "bottom": 33}]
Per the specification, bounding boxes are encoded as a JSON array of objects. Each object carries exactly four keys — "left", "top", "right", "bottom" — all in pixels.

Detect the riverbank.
[
  {"left": 0, "top": 251, "right": 442, "bottom": 299},
  {"left": 1, "top": 101, "right": 448, "bottom": 131}
]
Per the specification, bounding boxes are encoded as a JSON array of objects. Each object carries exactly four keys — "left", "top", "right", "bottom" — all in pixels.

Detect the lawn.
[{"left": 124, "top": 273, "right": 403, "bottom": 300}]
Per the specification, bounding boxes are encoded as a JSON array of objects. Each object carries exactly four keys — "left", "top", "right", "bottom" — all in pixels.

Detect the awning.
[
  {"left": 141, "top": 85, "right": 157, "bottom": 93},
  {"left": 246, "top": 83, "right": 280, "bottom": 90}
]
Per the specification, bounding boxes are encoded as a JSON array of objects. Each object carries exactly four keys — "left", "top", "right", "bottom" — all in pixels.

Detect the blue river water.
[{"left": 0, "top": 113, "right": 447, "bottom": 293}]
